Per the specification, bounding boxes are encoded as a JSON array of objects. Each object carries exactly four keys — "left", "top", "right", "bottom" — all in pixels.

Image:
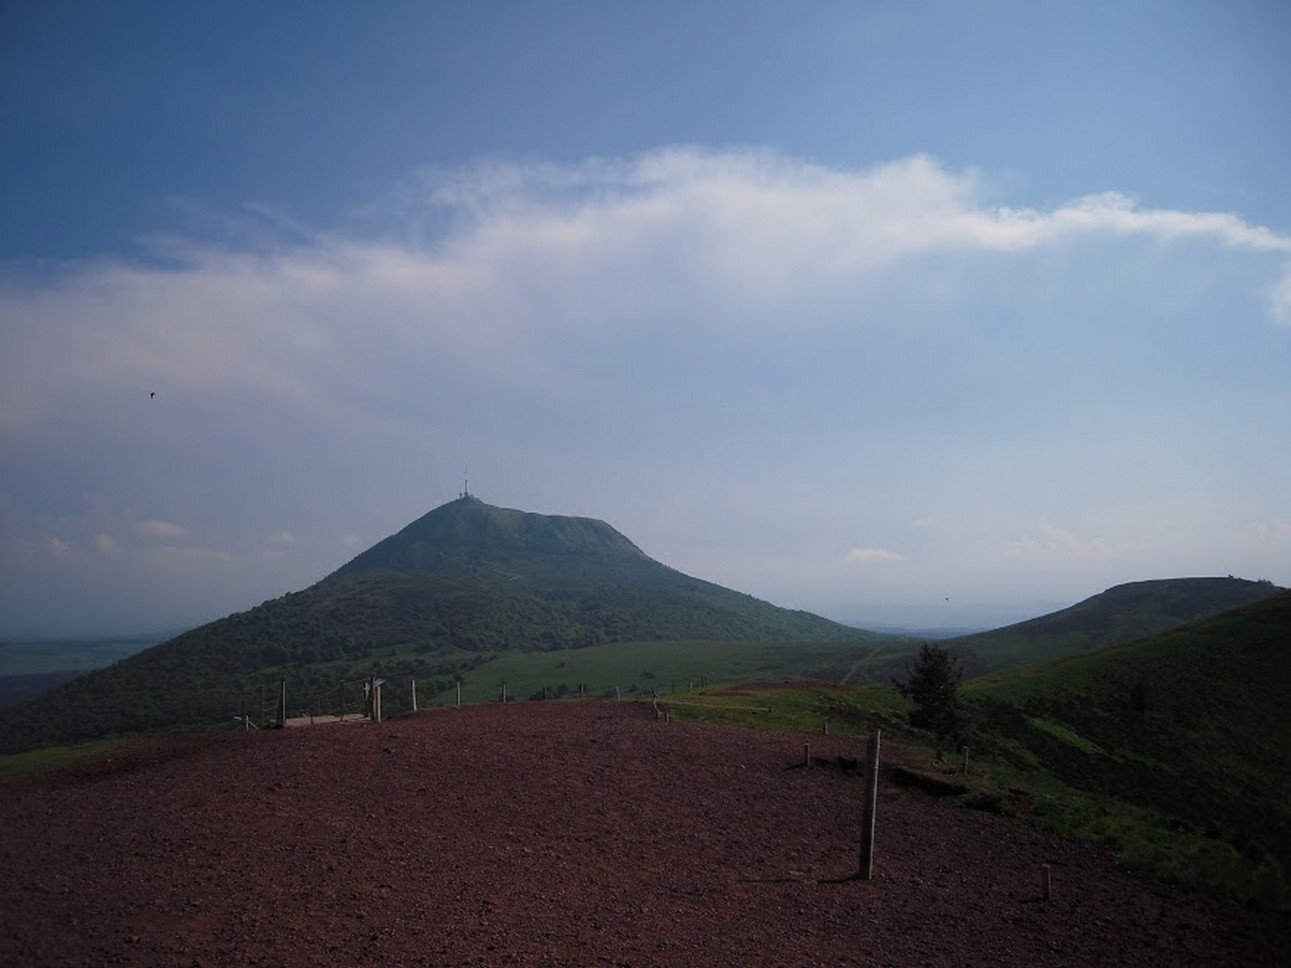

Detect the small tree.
[{"left": 894, "top": 643, "right": 963, "bottom": 749}]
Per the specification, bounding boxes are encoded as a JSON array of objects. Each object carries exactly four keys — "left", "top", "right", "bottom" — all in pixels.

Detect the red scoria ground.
[{"left": 1, "top": 700, "right": 1286, "bottom": 967}]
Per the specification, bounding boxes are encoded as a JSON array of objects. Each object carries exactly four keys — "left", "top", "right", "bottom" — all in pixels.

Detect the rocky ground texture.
[{"left": 1, "top": 700, "right": 1286, "bottom": 966}]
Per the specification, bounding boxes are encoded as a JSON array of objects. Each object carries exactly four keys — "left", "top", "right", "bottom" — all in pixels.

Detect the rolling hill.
[
  {"left": 947, "top": 576, "right": 1283, "bottom": 674},
  {"left": 0, "top": 495, "right": 880, "bottom": 752},
  {"left": 964, "top": 589, "right": 1291, "bottom": 905}
]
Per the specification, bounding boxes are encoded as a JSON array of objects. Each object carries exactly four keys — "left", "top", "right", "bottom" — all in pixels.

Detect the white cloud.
[
  {"left": 4, "top": 150, "right": 1289, "bottom": 446},
  {"left": 845, "top": 546, "right": 908, "bottom": 564},
  {"left": 998, "top": 521, "right": 1133, "bottom": 561},
  {"left": 266, "top": 530, "right": 295, "bottom": 546},
  {"left": 137, "top": 519, "right": 188, "bottom": 540},
  {"left": 94, "top": 533, "right": 119, "bottom": 554}
]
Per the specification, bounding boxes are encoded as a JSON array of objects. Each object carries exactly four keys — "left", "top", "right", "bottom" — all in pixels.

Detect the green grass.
[
  {"left": 659, "top": 680, "right": 910, "bottom": 738},
  {"left": 0, "top": 739, "right": 125, "bottom": 782},
  {"left": 950, "top": 592, "right": 1291, "bottom": 907},
  {"left": 1023, "top": 716, "right": 1104, "bottom": 755},
  {"left": 412, "top": 640, "right": 918, "bottom": 707}
]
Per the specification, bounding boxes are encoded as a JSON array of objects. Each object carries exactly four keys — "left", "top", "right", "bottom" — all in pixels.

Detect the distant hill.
[
  {"left": 948, "top": 577, "right": 1284, "bottom": 674},
  {"left": 0, "top": 496, "right": 875, "bottom": 752},
  {"left": 965, "top": 589, "right": 1291, "bottom": 905},
  {"left": 0, "top": 632, "right": 176, "bottom": 709}
]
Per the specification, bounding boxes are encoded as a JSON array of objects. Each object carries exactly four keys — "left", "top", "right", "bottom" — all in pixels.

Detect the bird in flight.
[{"left": 149, "top": 392, "right": 156, "bottom": 399}]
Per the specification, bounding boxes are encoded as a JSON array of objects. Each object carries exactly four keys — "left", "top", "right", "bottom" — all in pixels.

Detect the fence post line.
[
  {"left": 858, "top": 728, "right": 882, "bottom": 880},
  {"left": 456, "top": 680, "right": 461, "bottom": 707},
  {"left": 412, "top": 678, "right": 418, "bottom": 713}
]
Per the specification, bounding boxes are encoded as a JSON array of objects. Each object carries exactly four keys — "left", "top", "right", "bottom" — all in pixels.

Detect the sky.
[{"left": 2, "top": 0, "right": 1290, "bottom": 637}]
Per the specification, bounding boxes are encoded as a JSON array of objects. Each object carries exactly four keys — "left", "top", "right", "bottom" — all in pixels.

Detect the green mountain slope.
[
  {"left": 964, "top": 589, "right": 1291, "bottom": 903},
  {"left": 950, "top": 577, "right": 1283, "bottom": 673},
  {"left": 0, "top": 496, "right": 873, "bottom": 752}
]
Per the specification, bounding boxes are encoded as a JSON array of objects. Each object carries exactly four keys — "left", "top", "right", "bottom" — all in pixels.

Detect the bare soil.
[{"left": 1, "top": 701, "right": 1286, "bottom": 966}]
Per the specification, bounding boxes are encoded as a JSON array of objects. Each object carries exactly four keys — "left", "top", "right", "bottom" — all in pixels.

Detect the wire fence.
[{"left": 234, "top": 673, "right": 681, "bottom": 730}]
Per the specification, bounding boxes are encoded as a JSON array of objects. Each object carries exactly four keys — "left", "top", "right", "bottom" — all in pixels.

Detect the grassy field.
[
  {"left": 408, "top": 639, "right": 918, "bottom": 707},
  {"left": 0, "top": 738, "right": 127, "bottom": 782}
]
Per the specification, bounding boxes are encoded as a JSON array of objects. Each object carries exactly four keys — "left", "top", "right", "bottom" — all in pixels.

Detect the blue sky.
[{"left": 2, "top": 1, "right": 1289, "bottom": 637}]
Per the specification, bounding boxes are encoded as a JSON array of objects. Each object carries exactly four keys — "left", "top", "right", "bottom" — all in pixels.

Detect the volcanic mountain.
[
  {"left": 318, "top": 494, "right": 864, "bottom": 645},
  {"left": 0, "top": 496, "right": 869, "bottom": 752}
]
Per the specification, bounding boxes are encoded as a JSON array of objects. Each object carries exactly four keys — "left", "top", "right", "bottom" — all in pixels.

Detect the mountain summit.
[
  {"left": 333, "top": 495, "right": 654, "bottom": 587},
  {"left": 318, "top": 494, "right": 862, "bottom": 642}
]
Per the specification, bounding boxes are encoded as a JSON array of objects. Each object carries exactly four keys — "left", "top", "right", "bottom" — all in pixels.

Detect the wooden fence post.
[
  {"left": 858, "top": 728, "right": 881, "bottom": 880},
  {"left": 278, "top": 680, "right": 287, "bottom": 727},
  {"left": 412, "top": 678, "right": 418, "bottom": 712},
  {"left": 456, "top": 680, "right": 461, "bottom": 707}
]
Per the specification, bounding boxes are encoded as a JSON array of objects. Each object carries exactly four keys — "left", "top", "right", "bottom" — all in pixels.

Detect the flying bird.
[{"left": 149, "top": 391, "right": 156, "bottom": 399}]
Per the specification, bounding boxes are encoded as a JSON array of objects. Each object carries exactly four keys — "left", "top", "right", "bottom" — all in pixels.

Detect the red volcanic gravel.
[{"left": 1, "top": 700, "right": 1286, "bottom": 966}]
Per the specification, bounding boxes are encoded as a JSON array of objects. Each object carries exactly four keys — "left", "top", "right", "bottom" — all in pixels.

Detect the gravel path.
[{"left": 1, "top": 700, "right": 1285, "bottom": 966}]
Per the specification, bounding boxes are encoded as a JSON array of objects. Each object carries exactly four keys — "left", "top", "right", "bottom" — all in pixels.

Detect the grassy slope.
[
  {"left": 962, "top": 590, "right": 1291, "bottom": 905},
  {"left": 949, "top": 577, "right": 1282, "bottom": 672},
  {"left": 428, "top": 639, "right": 917, "bottom": 706}
]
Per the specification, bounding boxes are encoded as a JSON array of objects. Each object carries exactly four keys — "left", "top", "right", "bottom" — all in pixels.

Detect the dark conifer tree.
[{"left": 894, "top": 643, "right": 963, "bottom": 746}]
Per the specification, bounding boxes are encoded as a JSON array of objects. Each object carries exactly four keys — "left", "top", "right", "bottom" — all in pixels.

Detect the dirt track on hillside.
[{"left": 1, "top": 701, "right": 1286, "bottom": 966}]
